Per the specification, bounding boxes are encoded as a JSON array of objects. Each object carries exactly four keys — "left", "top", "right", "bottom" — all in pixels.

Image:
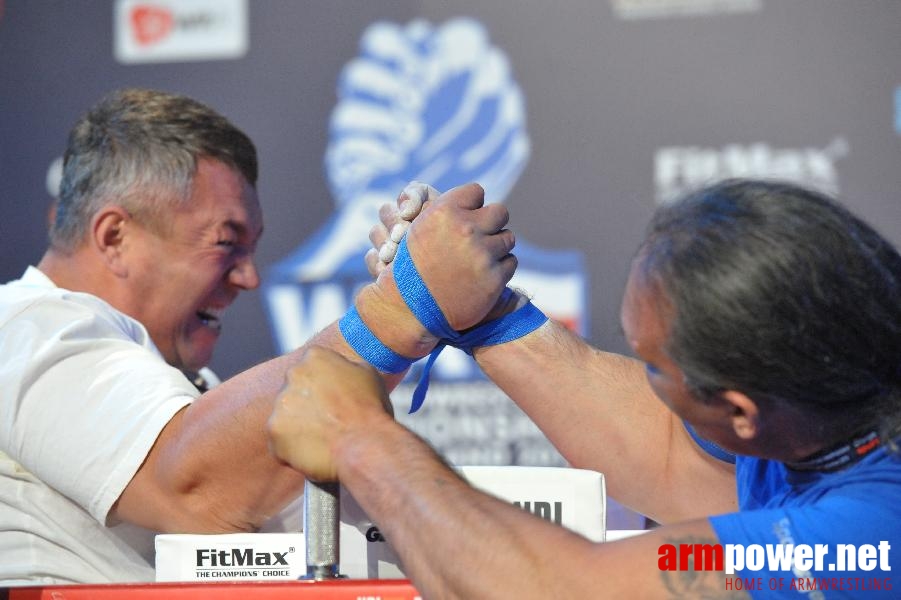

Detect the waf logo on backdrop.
[
  {"left": 262, "top": 18, "right": 585, "bottom": 466},
  {"left": 654, "top": 138, "right": 849, "bottom": 205},
  {"left": 263, "top": 18, "right": 587, "bottom": 383},
  {"left": 113, "top": 0, "right": 247, "bottom": 64}
]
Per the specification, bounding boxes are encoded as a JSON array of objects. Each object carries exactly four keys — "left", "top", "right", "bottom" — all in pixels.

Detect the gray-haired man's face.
[{"left": 118, "top": 158, "right": 263, "bottom": 372}]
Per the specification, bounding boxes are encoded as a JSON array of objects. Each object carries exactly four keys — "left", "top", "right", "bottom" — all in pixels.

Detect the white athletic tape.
[
  {"left": 374, "top": 182, "right": 437, "bottom": 270},
  {"left": 389, "top": 222, "right": 408, "bottom": 243},
  {"left": 398, "top": 183, "right": 425, "bottom": 220},
  {"left": 398, "top": 181, "right": 439, "bottom": 219},
  {"left": 378, "top": 240, "right": 398, "bottom": 264}
]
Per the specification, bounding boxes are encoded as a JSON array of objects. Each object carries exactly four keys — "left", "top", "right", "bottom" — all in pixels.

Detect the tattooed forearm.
[{"left": 658, "top": 535, "right": 751, "bottom": 600}]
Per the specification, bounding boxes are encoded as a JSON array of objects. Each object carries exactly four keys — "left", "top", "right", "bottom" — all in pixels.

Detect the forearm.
[
  {"left": 335, "top": 421, "right": 601, "bottom": 599},
  {"left": 473, "top": 320, "right": 736, "bottom": 522},
  {"left": 336, "top": 420, "right": 744, "bottom": 599}
]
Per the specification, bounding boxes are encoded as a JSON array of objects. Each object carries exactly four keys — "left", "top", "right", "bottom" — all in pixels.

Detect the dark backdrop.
[{"left": 2, "top": 0, "right": 900, "bottom": 528}]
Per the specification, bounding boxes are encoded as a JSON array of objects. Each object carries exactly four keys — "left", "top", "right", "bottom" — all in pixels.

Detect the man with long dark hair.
[{"left": 270, "top": 179, "right": 901, "bottom": 598}]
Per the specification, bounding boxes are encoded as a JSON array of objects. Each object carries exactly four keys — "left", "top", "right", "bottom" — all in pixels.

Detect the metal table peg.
[{"left": 301, "top": 479, "right": 345, "bottom": 580}]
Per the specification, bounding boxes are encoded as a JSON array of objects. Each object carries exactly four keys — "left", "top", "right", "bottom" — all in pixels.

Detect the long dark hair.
[{"left": 637, "top": 179, "right": 901, "bottom": 441}]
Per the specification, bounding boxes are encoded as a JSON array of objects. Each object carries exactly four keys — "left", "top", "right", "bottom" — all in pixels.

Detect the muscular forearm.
[
  {"left": 335, "top": 420, "right": 745, "bottom": 600},
  {"left": 473, "top": 320, "right": 736, "bottom": 523},
  {"left": 117, "top": 318, "right": 418, "bottom": 532},
  {"left": 335, "top": 421, "right": 601, "bottom": 599}
]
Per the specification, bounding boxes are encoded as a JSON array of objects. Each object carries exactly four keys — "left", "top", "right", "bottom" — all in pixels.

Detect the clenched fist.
[{"left": 267, "top": 347, "right": 395, "bottom": 482}]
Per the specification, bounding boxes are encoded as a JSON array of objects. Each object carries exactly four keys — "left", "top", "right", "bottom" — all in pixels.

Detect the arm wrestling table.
[{"left": 2, "top": 468, "right": 623, "bottom": 596}]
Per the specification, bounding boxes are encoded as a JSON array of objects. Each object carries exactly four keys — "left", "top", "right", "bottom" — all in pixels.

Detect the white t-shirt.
[{"left": 0, "top": 267, "right": 199, "bottom": 585}]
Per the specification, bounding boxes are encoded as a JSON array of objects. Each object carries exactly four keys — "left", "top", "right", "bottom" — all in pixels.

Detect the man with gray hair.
[{"left": 0, "top": 88, "right": 518, "bottom": 584}]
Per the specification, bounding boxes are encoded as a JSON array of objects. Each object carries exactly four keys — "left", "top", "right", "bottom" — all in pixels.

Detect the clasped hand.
[{"left": 268, "top": 181, "right": 518, "bottom": 481}]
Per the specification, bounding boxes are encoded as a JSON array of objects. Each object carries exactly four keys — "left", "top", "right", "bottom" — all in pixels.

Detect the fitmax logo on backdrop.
[
  {"left": 654, "top": 138, "right": 849, "bottom": 205},
  {"left": 610, "top": 0, "right": 762, "bottom": 20}
]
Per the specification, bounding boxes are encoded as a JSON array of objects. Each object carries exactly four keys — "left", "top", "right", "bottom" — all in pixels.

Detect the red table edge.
[{"left": 2, "top": 579, "right": 422, "bottom": 599}]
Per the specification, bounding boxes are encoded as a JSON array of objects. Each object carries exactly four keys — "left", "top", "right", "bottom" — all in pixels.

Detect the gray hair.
[
  {"left": 637, "top": 179, "right": 901, "bottom": 440},
  {"left": 52, "top": 88, "right": 258, "bottom": 251}
]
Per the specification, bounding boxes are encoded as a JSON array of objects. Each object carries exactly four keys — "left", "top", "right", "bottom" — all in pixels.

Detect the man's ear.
[
  {"left": 719, "top": 390, "right": 761, "bottom": 441},
  {"left": 91, "top": 206, "right": 131, "bottom": 277}
]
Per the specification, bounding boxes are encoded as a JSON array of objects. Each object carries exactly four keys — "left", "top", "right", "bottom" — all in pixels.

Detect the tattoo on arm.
[{"left": 658, "top": 535, "right": 751, "bottom": 600}]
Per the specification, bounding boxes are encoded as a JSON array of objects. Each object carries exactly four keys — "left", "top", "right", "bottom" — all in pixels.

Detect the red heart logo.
[{"left": 130, "top": 6, "right": 174, "bottom": 47}]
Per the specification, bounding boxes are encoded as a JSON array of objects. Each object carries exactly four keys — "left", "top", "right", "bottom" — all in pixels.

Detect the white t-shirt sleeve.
[{"left": 0, "top": 293, "right": 198, "bottom": 525}]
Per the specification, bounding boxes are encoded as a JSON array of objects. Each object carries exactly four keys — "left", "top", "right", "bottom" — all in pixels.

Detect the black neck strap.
[{"left": 787, "top": 429, "right": 881, "bottom": 473}]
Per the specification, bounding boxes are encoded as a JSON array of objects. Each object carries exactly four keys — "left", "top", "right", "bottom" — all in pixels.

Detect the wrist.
[
  {"left": 356, "top": 273, "right": 440, "bottom": 359},
  {"left": 449, "top": 288, "right": 547, "bottom": 356},
  {"left": 465, "top": 287, "right": 529, "bottom": 330}
]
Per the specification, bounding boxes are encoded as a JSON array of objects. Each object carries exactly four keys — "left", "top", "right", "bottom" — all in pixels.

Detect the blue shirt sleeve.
[{"left": 709, "top": 497, "right": 897, "bottom": 598}]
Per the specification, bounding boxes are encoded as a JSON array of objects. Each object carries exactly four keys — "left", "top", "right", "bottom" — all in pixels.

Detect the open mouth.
[{"left": 197, "top": 307, "right": 224, "bottom": 332}]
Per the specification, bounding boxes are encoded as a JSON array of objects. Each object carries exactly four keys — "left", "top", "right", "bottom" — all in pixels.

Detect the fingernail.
[
  {"left": 399, "top": 199, "right": 420, "bottom": 220},
  {"left": 403, "top": 182, "right": 425, "bottom": 204},
  {"left": 378, "top": 240, "right": 398, "bottom": 263},
  {"left": 390, "top": 222, "right": 408, "bottom": 243}
]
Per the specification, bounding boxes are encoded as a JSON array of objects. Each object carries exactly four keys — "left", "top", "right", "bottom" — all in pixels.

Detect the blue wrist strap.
[
  {"left": 409, "top": 343, "right": 446, "bottom": 414},
  {"left": 339, "top": 306, "right": 413, "bottom": 374},
  {"left": 393, "top": 236, "right": 548, "bottom": 414},
  {"left": 393, "top": 237, "right": 457, "bottom": 339},
  {"left": 453, "top": 298, "right": 549, "bottom": 355},
  {"left": 407, "top": 302, "right": 549, "bottom": 413}
]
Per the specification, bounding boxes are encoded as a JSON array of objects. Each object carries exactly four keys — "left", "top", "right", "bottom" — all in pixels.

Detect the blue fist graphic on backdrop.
[
  {"left": 327, "top": 18, "right": 530, "bottom": 211},
  {"left": 263, "top": 16, "right": 585, "bottom": 413}
]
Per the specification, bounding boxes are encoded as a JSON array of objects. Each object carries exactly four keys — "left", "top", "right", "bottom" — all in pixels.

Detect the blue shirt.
[{"left": 705, "top": 436, "right": 901, "bottom": 598}]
